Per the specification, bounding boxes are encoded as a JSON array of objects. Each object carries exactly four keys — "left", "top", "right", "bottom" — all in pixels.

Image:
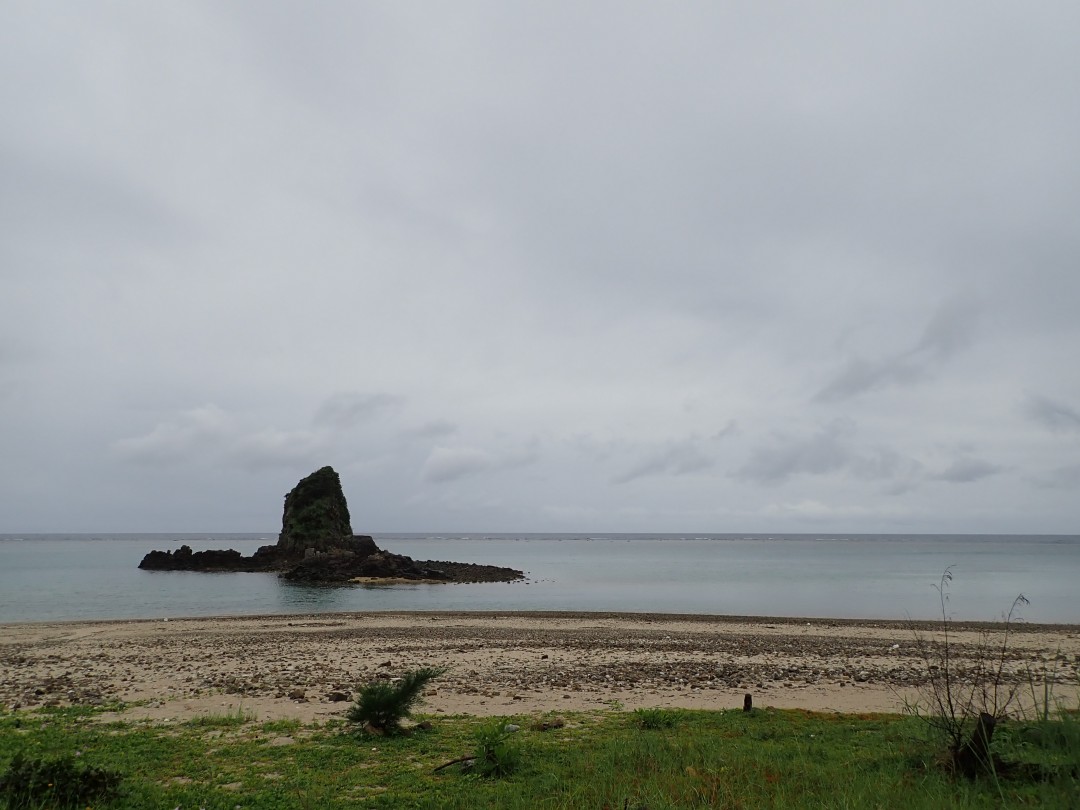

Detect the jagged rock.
[
  {"left": 277, "top": 466, "right": 355, "bottom": 555},
  {"left": 279, "top": 547, "right": 524, "bottom": 585},
  {"left": 139, "top": 466, "right": 361, "bottom": 571},
  {"left": 280, "top": 548, "right": 446, "bottom": 583},
  {"left": 139, "top": 545, "right": 252, "bottom": 572}
]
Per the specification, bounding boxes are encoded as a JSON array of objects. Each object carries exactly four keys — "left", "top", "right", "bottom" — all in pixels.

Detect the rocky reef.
[
  {"left": 137, "top": 544, "right": 277, "bottom": 573},
  {"left": 138, "top": 466, "right": 523, "bottom": 585}
]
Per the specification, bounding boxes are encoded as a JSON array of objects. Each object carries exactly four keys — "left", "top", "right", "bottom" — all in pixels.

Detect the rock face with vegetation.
[
  {"left": 277, "top": 466, "right": 355, "bottom": 555},
  {"left": 138, "top": 466, "right": 524, "bottom": 585}
]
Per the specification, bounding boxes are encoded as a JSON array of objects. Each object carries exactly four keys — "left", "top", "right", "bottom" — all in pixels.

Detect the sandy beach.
[{"left": 2, "top": 612, "right": 1077, "bottom": 723}]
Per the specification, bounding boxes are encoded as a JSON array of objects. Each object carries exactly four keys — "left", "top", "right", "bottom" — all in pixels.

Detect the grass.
[
  {"left": 1, "top": 703, "right": 1077, "bottom": 808},
  {"left": 187, "top": 705, "right": 257, "bottom": 728},
  {"left": 634, "top": 707, "right": 684, "bottom": 730}
]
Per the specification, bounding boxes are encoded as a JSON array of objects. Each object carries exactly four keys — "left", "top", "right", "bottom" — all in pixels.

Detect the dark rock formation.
[
  {"left": 279, "top": 543, "right": 524, "bottom": 585},
  {"left": 281, "top": 548, "right": 444, "bottom": 584},
  {"left": 277, "top": 466, "right": 354, "bottom": 555},
  {"left": 138, "top": 543, "right": 289, "bottom": 572},
  {"left": 138, "top": 466, "right": 524, "bottom": 585},
  {"left": 409, "top": 559, "right": 526, "bottom": 584},
  {"left": 140, "top": 466, "right": 362, "bottom": 572},
  {"left": 138, "top": 545, "right": 251, "bottom": 572}
]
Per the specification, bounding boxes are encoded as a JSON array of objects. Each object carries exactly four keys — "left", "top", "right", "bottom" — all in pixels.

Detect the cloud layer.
[{"left": 2, "top": 2, "right": 1078, "bottom": 533}]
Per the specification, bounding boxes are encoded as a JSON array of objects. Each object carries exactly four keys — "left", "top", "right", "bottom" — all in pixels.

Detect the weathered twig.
[{"left": 433, "top": 755, "right": 475, "bottom": 773}]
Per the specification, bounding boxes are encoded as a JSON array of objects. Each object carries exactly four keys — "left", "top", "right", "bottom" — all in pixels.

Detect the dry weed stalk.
[{"left": 906, "top": 567, "right": 1029, "bottom": 776}]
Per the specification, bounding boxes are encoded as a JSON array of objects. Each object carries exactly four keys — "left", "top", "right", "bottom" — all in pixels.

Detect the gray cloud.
[
  {"left": 1031, "top": 464, "right": 1080, "bottom": 490},
  {"left": 1023, "top": 395, "right": 1080, "bottom": 433},
  {"left": 420, "top": 445, "right": 538, "bottom": 485},
  {"left": 914, "top": 298, "right": 980, "bottom": 360},
  {"left": 738, "top": 420, "right": 926, "bottom": 493},
  {"left": 933, "top": 457, "right": 1005, "bottom": 484},
  {"left": 421, "top": 447, "right": 493, "bottom": 484},
  {"left": 607, "top": 423, "right": 736, "bottom": 484},
  {"left": 0, "top": 149, "right": 197, "bottom": 257},
  {"left": 612, "top": 437, "right": 717, "bottom": 484},
  {"left": 816, "top": 298, "right": 979, "bottom": 401},
  {"left": 4, "top": 3, "right": 1080, "bottom": 532},
  {"left": 312, "top": 392, "right": 403, "bottom": 430},
  {"left": 228, "top": 429, "right": 327, "bottom": 472},
  {"left": 112, "top": 405, "right": 231, "bottom": 465},
  {"left": 114, "top": 404, "right": 333, "bottom": 471},
  {"left": 399, "top": 420, "right": 458, "bottom": 441},
  {"left": 739, "top": 420, "right": 857, "bottom": 485},
  {"left": 814, "top": 357, "right": 927, "bottom": 403}
]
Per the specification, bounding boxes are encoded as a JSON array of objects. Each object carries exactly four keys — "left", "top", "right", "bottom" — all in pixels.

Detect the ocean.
[{"left": 1, "top": 533, "right": 1077, "bottom": 624}]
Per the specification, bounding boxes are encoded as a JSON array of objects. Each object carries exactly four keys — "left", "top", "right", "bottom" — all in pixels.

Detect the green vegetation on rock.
[{"left": 277, "top": 466, "right": 354, "bottom": 554}]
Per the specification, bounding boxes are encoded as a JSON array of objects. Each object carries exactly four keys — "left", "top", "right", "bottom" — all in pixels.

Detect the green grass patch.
[
  {"left": 0, "top": 705, "right": 1076, "bottom": 808},
  {"left": 186, "top": 706, "right": 257, "bottom": 728},
  {"left": 634, "top": 707, "right": 684, "bottom": 730},
  {"left": 261, "top": 719, "right": 303, "bottom": 735}
]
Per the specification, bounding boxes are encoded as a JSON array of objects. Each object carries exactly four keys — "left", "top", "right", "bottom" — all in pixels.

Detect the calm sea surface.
[{"left": 1, "top": 534, "right": 1078, "bottom": 624}]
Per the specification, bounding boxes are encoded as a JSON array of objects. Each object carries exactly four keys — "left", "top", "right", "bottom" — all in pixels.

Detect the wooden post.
[{"left": 743, "top": 693, "right": 753, "bottom": 712}]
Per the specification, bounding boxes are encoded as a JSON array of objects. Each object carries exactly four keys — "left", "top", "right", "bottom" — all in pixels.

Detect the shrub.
[
  {"left": 0, "top": 752, "right": 123, "bottom": 809},
  {"left": 347, "top": 666, "right": 445, "bottom": 734},
  {"left": 906, "top": 568, "right": 1029, "bottom": 777},
  {"left": 634, "top": 708, "right": 682, "bottom": 730},
  {"left": 470, "top": 722, "right": 522, "bottom": 778}
]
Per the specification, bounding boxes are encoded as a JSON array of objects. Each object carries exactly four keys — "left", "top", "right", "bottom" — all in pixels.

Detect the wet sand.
[{"left": 2, "top": 612, "right": 1077, "bottom": 723}]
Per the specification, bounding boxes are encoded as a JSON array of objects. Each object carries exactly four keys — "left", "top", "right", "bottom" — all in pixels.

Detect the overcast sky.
[{"left": 3, "top": 2, "right": 1079, "bottom": 534}]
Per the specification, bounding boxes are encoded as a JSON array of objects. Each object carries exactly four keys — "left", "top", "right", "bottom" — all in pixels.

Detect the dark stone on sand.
[{"left": 138, "top": 466, "right": 524, "bottom": 585}]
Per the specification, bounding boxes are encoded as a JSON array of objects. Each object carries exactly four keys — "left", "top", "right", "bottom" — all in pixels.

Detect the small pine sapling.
[{"left": 347, "top": 666, "right": 446, "bottom": 734}]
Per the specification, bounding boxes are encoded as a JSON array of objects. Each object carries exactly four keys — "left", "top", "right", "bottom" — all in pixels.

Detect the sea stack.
[
  {"left": 277, "top": 466, "right": 357, "bottom": 555},
  {"left": 139, "top": 466, "right": 524, "bottom": 585}
]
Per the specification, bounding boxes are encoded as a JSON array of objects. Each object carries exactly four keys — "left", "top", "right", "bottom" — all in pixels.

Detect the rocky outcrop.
[
  {"left": 277, "top": 466, "right": 354, "bottom": 555},
  {"left": 280, "top": 548, "right": 523, "bottom": 585},
  {"left": 138, "top": 545, "right": 254, "bottom": 572},
  {"left": 138, "top": 466, "right": 524, "bottom": 585},
  {"left": 140, "top": 466, "right": 364, "bottom": 572},
  {"left": 281, "top": 549, "right": 447, "bottom": 584},
  {"left": 138, "top": 542, "right": 290, "bottom": 572}
]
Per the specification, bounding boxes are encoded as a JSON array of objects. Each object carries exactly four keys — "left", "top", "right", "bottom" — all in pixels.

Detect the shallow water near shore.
[{"left": 1, "top": 533, "right": 1078, "bottom": 623}]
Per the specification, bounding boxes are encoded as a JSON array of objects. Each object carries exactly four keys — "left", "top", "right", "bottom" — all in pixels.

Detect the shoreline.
[
  {"left": 3, "top": 611, "right": 1077, "bottom": 723},
  {"left": 5, "top": 608, "right": 1080, "bottom": 632}
]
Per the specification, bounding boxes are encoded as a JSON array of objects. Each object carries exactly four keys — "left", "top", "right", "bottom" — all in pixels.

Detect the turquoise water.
[{"left": 1, "top": 533, "right": 1077, "bottom": 623}]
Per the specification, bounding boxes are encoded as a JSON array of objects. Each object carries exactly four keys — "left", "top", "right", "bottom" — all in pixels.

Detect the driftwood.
[{"left": 433, "top": 755, "right": 475, "bottom": 773}]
